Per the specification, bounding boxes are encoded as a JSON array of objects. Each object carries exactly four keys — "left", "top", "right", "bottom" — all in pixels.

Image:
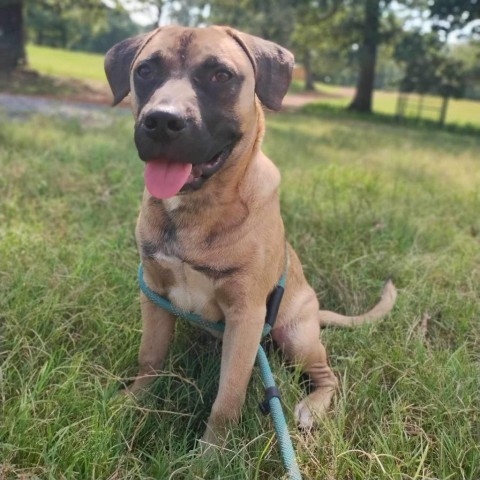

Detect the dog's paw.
[
  {"left": 294, "top": 389, "right": 335, "bottom": 430},
  {"left": 200, "top": 420, "right": 231, "bottom": 452},
  {"left": 201, "top": 424, "right": 222, "bottom": 448},
  {"left": 118, "top": 385, "right": 139, "bottom": 398},
  {"left": 294, "top": 399, "right": 316, "bottom": 430},
  {"left": 119, "top": 378, "right": 153, "bottom": 398},
  {"left": 115, "top": 388, "right": 139, "bottom": 408},
  {"left": 118, "top": 386, "right": 131, "bottom": 396},
  {"left": 196, "top": 438, "right": 217, "bottom": 457}
]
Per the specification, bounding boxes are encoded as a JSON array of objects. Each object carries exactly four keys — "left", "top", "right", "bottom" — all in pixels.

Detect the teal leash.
[{"left": 137, "top": 261, "right": 302, "bottom": 480}]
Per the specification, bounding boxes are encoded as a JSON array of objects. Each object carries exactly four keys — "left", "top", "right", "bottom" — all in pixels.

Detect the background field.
[
  {"left": 23, "top": 45, "right": 480, "bottom": 128},
  {"left": 290, "top": 80, "right": 480, "bottom": 128},
  {"left": 1, "top": 106, "right": 479, "bottom": 479},
  {"left": 27, "top": 44, "right": 106, "bottom": 82}
]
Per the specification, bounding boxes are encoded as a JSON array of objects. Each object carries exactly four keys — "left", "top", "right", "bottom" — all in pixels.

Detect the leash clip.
[{"left": 259, "top": 386, "right": 281, "bottom": 415}]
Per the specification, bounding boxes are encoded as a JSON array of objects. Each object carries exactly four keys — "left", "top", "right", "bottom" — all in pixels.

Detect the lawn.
[
  {"left": 292, "top": 80, "right": 480, "bottom": 128},
  {"left": 1, "top": 108, "right": 479, "bottom": 479},
  {"left": 26, "top": 45, "right": 106, "bottom": 82}
]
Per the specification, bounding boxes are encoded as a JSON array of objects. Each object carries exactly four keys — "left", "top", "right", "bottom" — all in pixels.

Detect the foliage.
[
  {"left": 450, "top": 40, "right": 480, "bottom": 98},
  {"left": 0, "top": 0, "right": 142, "bottom": 72},
  {"left": 166, "top": 0, "right": 209, "bottom": 27},
  {"left": 205, "top": 0, "right": 297, "bottom": 46},
  {"left": 429, "top": 0, "right": 480, "bottom": 36},
  {"left": 25, "top": 2, "right": 142, "bottom": 53},
  {"left": 290, "top": 0, "right": 479, "bottom": 110},
  {"left": 395, "top": 31, "right": 467, "bottom": 98}
]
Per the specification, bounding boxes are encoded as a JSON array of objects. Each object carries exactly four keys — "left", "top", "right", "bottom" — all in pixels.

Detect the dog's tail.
[{"left": 318, "top": 279, "right": 397, "bottom": 328}]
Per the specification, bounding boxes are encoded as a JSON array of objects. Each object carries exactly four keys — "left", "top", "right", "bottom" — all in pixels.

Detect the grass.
[
  {"left": 291, "top": 80, "right": 480, "bottom": 128},
  {"left": 301, "top": 103, "right": 480, "bottom": 138},
  {"left": 26, "top": 45, "right": 106, "bottom": 82},
  {"left": 0, "top": 46, "right": 107, "bottom": 99},
  {"left": 1, "top": 108, "right": 479, "bottom": 479}
]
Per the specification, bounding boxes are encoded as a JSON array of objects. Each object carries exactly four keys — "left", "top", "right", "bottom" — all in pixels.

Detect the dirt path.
[
  {"left": 281, "top": 92, "right": 326, "bottom": 110},
  {"left": 0, "top": 88, "right": 337, "bottom": 124},
  {"left": 0, "top": 92, "right": 129, "bottom": 127}
]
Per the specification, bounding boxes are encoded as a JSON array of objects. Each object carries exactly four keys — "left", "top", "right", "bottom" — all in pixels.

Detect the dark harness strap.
[{"left": 265, "top": 284, "right": 285, "bottom": 328}]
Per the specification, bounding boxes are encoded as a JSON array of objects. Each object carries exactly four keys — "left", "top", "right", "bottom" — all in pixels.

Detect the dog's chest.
[{"left": 152, "top": 250, "right": 222, "bottom": 321}]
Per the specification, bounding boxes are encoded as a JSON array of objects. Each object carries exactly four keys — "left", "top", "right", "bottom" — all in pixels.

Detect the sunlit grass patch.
[
  {"left": 293, "top": 80, "right": 480, "bottom": 128},
  {"left": 27, "top": 45, "right": 106, "bottom": 82}
]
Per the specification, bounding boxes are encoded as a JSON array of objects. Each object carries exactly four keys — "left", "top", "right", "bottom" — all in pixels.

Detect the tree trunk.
[
  {"left": 0, "top": 0, "right": 26, "bottom": 74},
  {"left": 439, "top": 96, "right": 449, "bottom": 126},
  {"left": 348, "top": 0, "right": 380, "bottom": 112},
  {"left": 60, "top": 24, "right": 68, "bottom": 49},
  {"left": 156, "top": 0, "right": 164, "bottom": 26},
  {"left": 303, "top": 49, "right": 315, "bottom": 91}
]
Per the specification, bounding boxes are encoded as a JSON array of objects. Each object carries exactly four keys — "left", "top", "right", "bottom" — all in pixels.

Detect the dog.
[{"left": 104, "top": 25, "right": 397, "bottom": 446}]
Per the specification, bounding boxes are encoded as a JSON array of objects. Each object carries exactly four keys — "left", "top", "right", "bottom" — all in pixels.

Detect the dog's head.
[{"left": 104, "top": 26, "right": 294, "bottom": 199}]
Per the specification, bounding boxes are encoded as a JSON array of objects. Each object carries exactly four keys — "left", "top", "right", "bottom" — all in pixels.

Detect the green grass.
[
  {"left": 306, "top": 81, "right": 480, "bottom": 128},
  {"left": 1, "top": 109, "right": 479, "bottom": 479},
  {"left": 26, "top": 45, "right": 106, "bottom": 82}
]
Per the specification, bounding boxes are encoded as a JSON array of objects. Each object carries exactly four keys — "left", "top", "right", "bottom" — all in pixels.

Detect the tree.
[
  {"left": 450, "top": 39, "right": 480, "bottom": 99},
  {"left": 429, "top": 0, "right": 480, "bottom": 38},
  {"left": 347, "top": 0, "right": 479, "bottom": 113},
  {"left": 394, "top": 30, "right": 468, "bottom": 124},
  {"left": 0, "top": 0, "right": 122, "bottom": 73},
  {"left": 167, "top": 0, "right": 208, "bottom": 26},
  {"left": 347, "top": 0, "right": 381, "bottom": 111},
  {"left": 395, "top": 32, "right": 442, "bottom": 94},
  {"left": 0, "top": 1, "right": 26, "bottom": 72},
  {"left": 26, "top": 3, "right": 141, "bottom": 53},
  {"left": 291, "top": 0, "right": 341, "bottom": 91},
  {"left": 291, "top": 0, "right": 401, "bottom": 110},
  {"left": 206, "top": 0, "right": 297, "bottom": 46},
  {"left": 204, "top": 0, "right": 342, "bottom": 91}
]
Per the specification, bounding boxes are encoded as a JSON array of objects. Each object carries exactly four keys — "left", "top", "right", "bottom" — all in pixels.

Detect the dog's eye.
[
  {"left": 136, "top": 64, "right": 152, "bottom": 79},
  {"left": 211, "top": 69, "right": 232, "bottom": 83}
]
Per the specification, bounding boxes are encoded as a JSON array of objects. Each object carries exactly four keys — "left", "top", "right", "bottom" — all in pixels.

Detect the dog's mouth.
[
  {"left": 144, "top": 145, "right": 232, "bottom": 199},
  {"left": 187, "top": 145, "right": 231, "bottom": 190}
]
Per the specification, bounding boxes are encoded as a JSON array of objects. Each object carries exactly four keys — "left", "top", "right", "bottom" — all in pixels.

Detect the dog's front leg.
[
  {"left": 125, "top": 292, "right": 176, "bottom": 394},
  {"left": 202, "top": 305, "right": 266, "bottom": 446}
]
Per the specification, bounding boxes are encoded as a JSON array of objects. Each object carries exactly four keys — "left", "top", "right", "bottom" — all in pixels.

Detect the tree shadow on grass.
[
  {"left": 0, "top": 68, "right": 119, "bottom": 106},
  {"left": 1, "top": 68, "right": 91, "bottom": 96},
  {"left": 119, "top": 327, "right": 222, "bottom": 458}
]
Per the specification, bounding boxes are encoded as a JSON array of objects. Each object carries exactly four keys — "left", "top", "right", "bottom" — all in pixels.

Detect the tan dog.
[{"left": 104, "top": 26, "right": 396, "bottom": 445}]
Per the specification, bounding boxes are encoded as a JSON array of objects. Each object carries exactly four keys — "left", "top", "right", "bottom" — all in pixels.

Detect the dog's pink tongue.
[{"left": 144, "top": 160, "right": 192, "bottom": 199}]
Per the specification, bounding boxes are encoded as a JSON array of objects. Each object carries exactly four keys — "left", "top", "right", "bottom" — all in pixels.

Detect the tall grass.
[{"left": 1, "top": 109, "right": 479, "bottom": 479}]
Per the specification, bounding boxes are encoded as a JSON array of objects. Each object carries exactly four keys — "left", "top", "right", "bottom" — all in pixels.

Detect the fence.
[{"left": 395, "top": 92, "right": 449, "bottom": 125}]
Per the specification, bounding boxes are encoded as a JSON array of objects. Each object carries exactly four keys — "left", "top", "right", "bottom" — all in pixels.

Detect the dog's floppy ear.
[
  {"left": 104, "top": 30, "right": 157, "bottom": 106},
  {"left": 225, "top": 28, "right": 294, "bottom": 111}
]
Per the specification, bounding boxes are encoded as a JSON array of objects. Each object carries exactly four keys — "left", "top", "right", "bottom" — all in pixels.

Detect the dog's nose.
[{"left": 142, "top": 109, "right": 187, "bottom": 140}]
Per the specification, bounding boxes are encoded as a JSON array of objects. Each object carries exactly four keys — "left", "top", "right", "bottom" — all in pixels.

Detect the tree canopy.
[{"left": 1, "top": 0, "right": 479, "bottom": 111}]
